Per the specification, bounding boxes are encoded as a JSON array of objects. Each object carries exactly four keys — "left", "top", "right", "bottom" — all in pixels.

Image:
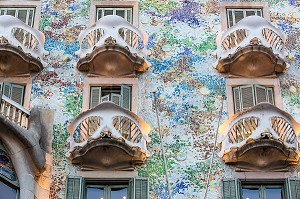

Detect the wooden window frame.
[
  {"left": 0, "top": 77, "right": 32, "bottom": 110},
  {"left": 226, "top": 77, "right": 282, "bottom": 117},
  {"left": 0, "top": 0, "right": 41, "bottom": 29},
  {"left": 220, "top": 2, "right": 270, "bottom": 30},
  {"left": 90, "top": 0, "right": 139, "bottom": 27},
  {"left": 82, "top": 76, "right": 138, "bottom": 114},
  {"left": 96, "top": 7, "right": 133, "bottom": 24}
]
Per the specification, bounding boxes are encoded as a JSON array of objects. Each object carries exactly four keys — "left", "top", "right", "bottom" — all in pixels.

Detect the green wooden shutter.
[
  {"left": 233, "top": 87, "right": 241, "bottom": 113},
  {"left": 90, "top": 87, "right": 101, "bottom": 109},
  {"left": 240, "top": 85, "right": 255, "bottom": 111},
  {"left": 121, "top": 85, "right": 131, "bottom": 110},
  {"left": 222, "top": 179, "right": 241, "bottom": 199},
  {"left": 111, "top": 93, "right": 121, "bottom": 106},
  {"left": 10, "top": 84, "right": 25, "bottom": 105},
  {"left": 129, "top": 178, "right": 149, "bottom": 199},
  {"left": 267, "top": 88, "right": 274, "bottom": 105},
  {"left": 285, "top": 178, "right": 300, "bottom": 199},
  {"left": 3, "top": 82, "right": 11, "bottom": 98},
  {"left": 65, "top": 176, "right": 84, "bottom": 199},
  {"left": 254, "top": 85, "right": 267, "bottom": 104}
]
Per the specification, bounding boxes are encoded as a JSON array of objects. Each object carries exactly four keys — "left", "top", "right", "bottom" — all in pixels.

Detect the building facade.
[{"left": 0, "top": 0, "right": 299, "bottom": 198}]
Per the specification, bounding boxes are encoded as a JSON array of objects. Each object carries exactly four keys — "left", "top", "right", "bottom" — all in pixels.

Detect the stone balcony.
[
  {"left": 218, "top": 103, "right": 300, "bottom": 171},
  {"left": 0, "top": 15, "right": 48, "bottom": 76},
  {"left": 75, "top": 15, "right": 150, "bottom": 77},
  {"left": 215, "top": 16, "right": 287, "bottom": 77},
  {"left": 67, "top": 102, "right": 151, "bottom": 170}
]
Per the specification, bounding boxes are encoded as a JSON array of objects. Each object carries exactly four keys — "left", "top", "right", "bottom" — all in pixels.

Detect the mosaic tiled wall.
[{"left": 28, "top": 0, "right": 300, "bottom": 198}]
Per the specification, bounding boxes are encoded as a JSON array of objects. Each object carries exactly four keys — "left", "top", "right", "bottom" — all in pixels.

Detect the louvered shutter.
[
  {"left": 233, "top": 87, "right": 241, "bottom": 113},
  {"left": 267, "top": 88, "right": 274, "bottom": 105},
  {"left": 65, "top": 176, "right": 84, "bottom": 199},
  {"left": 254, "top": 85, "right": 267, "bottom": 104},
  {"left": 10, "top": 84, "right": 25, "bottom": 105},
  {"left": 90, "top": 87, "right": 101, "bottom": 109},
  {"left": 101, "top": 94, "right": 110, "bottom": 103},
  {"left": 285, "top": 178, "right": 300, "bottom": 199},
  {"left": 121, "top": 85, "right": 131, "bottom": 110},
  {"left": 3, "top": 82, "right": 11, "bottom": 98},
  {"left": 222, "top": 179, "right": 241, "bottom": 199},
  {"left": 240, "top": 85, "right": 255, "bottom": 110},
  {"left": 111, "top": 93, "right": 121, "bottom": 106},
  {"left": 129, "top": 178, "right": 149, "bottom": 199}
]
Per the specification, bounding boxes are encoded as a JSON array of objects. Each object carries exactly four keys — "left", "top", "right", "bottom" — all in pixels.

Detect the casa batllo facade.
[{"left": 0, "top": 0, "right": 299, "bottom": 198}]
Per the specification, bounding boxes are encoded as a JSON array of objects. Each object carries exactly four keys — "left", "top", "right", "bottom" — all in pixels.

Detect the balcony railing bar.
[{"left": 0, "top": 94, "right": 30, "bottom": 129}]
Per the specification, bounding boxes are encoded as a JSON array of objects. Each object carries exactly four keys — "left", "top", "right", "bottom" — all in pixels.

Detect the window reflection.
[
  {"left": 111, "top": 187, "right": 128, "bottom": 199},
  {"left": 242, "top": 187, "right": 260, "bottom": 199},
  {"left": 265, "top": 188, "right": 283, "bottom": 199},
  {"left": 0, "top": 180, "right": 17, "bottom": 199},
  {"left": 87, "top": 187, "right": 104, "bottom": 199}
]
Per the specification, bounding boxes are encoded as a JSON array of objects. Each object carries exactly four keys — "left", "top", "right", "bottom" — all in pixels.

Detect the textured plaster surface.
[{"left": 16, "top": 0, "right": 300, "bottom": 198}]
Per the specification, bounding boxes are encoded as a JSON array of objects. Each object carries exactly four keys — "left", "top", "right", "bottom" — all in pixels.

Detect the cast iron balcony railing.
[
  {"left": 0, "top": 94, "right": 30, "bottom": 129},
  {"left": 75, "top": 15, "right": 149, "bottom": 77},
  {"left": 218, "top": 103, "right": 300, "bottom": 171},
  {"left": 215, "top": 16, "right": 287, "bottom": 77},
  {"left": 67, "top": 102, "right": 151, "bottom": 170},
  {"left": 0, "top": 15, "right": 48, "bottom": 76}
]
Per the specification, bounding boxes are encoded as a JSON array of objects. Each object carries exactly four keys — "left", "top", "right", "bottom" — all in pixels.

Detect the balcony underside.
[
  {"left": 216, "top": 45, "right": 286, "bottom": 77},
  {"left": 77, "top": 44, "right": 148, "bottom": 77},
  {"left": 70, "top": 137, "right": 146, "bottom": 171},
  {"left": 222, "top": 140, "right": 299, "bottom": 171},
  {"left": 0, "top": 44, "right": 43, "bottom": 76}
]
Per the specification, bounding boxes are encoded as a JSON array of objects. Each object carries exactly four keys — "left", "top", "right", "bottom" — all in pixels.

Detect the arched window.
[{"left": 0, "top": 141, "right": 19, "bottom": 199}]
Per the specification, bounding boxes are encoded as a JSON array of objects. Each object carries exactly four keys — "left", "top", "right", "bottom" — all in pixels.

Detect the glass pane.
[
  {"left": 127, "top": 10, "right": 132, "bottom": 23},
  {"left": 104, "top": 9, "right": 113, "bottom": 16},
  {"left": 17, "top": 10, "right": 27, "bottom": 24},
  {"left": 265, "top": 188, "right": 283, "bottom": 199},
  {"left": 242, "top": 187, "right": 260, "bottom": 199},
  {"left": 228, "top": 10, "right": 233, "bottom": 27},
  {"left": 116, "top": 10, "right": 125, "bottom": 18},
  {"left": 0, "top": 181, "right": 17, "bottom": 199},
  {"left": 246, "top": 10, "right": 256, "bottom": 16},
  {"left": 111, "top": 187, "right": 128, "bottom": 199},
  {"left": 28, "top": 9, "right": 34, "bottom": 27},
  {"left": 257, "top": 10, "right": 262, "bottom": 17},
  {"left": 97, "top": 9, "right": 102, "bottom": 20},
  {"left": 87, "top": 187, "right": 104, "bottom": 199},
  {"left": 234, "top": 10, "right": 245, "bottom": 24},
  {"left": 6, "top": 9, "right": 16, "bottom": 17},
  {"left": 0, "top": 10, "right": 5, "bottom": 15}
]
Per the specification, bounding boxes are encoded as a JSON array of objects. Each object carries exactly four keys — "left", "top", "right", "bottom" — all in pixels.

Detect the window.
[
  {"left": 0, "top": 141, "right": 19, "bottom": 199},
  {"left": 227, "top": 8, "right": 262, "bottom": 27},
  {"left": 233, "top": 84, "right": 274, "bottom": 113},
  {"left": 90, "top": 85, "right": 131, "bottom": 110},
  {"left": 222, "top": 178, "right": 300, "bottom": 199},
  {"left": 65, "top": 177, "right": 149, "bottom": 199},
  {"left": 0, "top": 82, "right": 25, "bottom": 106},
  {"left": 86, "top": 181, "right": 128, "bottom": 199},
  {"left": 0, "top": 1, "right": 41, "bottom": 29},
  {"left": 0, "top": 7, "right": 35, "bottom": 26},
  {"left": 242, "top": 184, "right": 284, "bottom": 199},
  {"left": 220, "top": 2, "right": 270, "bottom": 30},
  {"left": 90, "top": 1, "right": 139, "bottom": 26},
  {"left": 97, "top": 8, "right": 132, "bottom": 23}
]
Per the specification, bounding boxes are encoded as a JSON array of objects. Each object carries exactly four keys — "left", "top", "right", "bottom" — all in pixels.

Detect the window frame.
[
  {"left": 0, "top": 0, "right": 41, "bottom": 29},
  {"left": 86, "top": 180, "right": 129, "bottom": 199},
  {"left": 226, "top": 77, "right": 282, "bottom": 117},
  {"left": 241, "top": 182, "right": 285, "bottom": 199},
  {"left": 220, "top": 2, "right": 270, "bottom": 30},
  {"left": 82, "top": 76, "right": 138, "bottom": 114},
  {"left": 0, "top": 77, "right": 32, "bottom": 110},
  {"left": 90, "top": 0, "right": 139, "bottom": 27}
]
